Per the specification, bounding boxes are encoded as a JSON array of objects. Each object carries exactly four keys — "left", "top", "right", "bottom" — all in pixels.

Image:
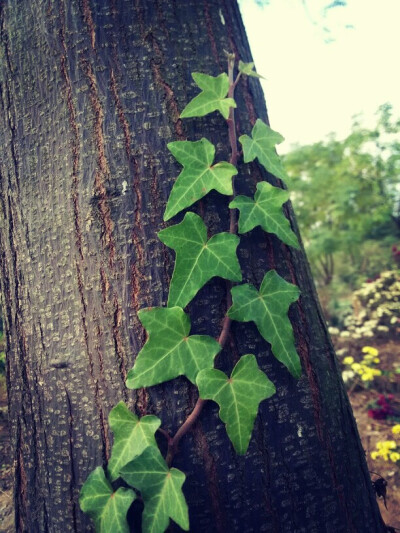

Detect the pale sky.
[{"left": 239, "top": 0, "right": 400, "bottom": 152}]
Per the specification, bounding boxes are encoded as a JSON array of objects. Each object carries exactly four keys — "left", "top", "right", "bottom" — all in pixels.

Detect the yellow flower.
[
  {"left": 351, "top": 363, "right": 361, "bottom": 371},
  {"left": 373, "top": 358, "right": 380, "bottom": 364},
  {"left": 372, "top": 440, "right": 399, "bottom": 461},
  {"left": 361, "top": 372, "right": 373, "bottom": 382},
  {"left": 392, "top": 425, "right": 400, "bottom": 435},
  {"left": 362, "top": 346, "right": 379, "bottom": 357},
  {"left": 363, "top": 354, "right": 374, "bottom": 360},
  {"left": 343, "top": 356, "right": 354, "bottom": 365}
]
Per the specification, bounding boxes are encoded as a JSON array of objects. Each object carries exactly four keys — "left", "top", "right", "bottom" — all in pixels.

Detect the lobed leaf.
[
  {"left": 164, "top": 138, "right": 237, "bottom": 221},
  {"left": 197, "top": 354, "right": 275, "bottom": 454},
  {"left": 120, "top": 446, "right": 189, "bottom": 533},
  {"left": 159, "top": 212, "right": 242, "bottom": 308},
  {"left": 239, "top": 119, "right": 289, "bottom": 182},
  {"left": 79, "top": 466, "right": 135, "bottom": 533},
  {"left": 107, "top": 402, "right": 161, "bottom": 481},
  {"left": 126, "top": 306, "right": 221, "bottom": 388},
  {"left": 228, "top": 270, "right": 301, "bottom": 377},
  {"left": 180, "top": 72, "right": 236, "bottom": 119},
  {"left": 238, "top": 60, "right": 264, "bottom": 79},
  {"left": 229, "top": 181, "right": 299, "bottom": 248}
]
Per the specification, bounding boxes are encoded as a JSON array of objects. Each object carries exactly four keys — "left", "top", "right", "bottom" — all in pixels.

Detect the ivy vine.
[{"left": 79, "top": 54, "right": 301, "bottom": 533}]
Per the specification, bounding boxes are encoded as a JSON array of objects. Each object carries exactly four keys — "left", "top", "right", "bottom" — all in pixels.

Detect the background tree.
[
  {"left": 0, "top": 1, "right": 386, "bottom": 531},
  {"left": 284, "top": 106, "right": 400, "bottom": 321}
]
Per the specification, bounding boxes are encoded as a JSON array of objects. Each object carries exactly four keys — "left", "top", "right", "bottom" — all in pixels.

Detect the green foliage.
[
  {"left": 159, "top": 212, "right": 242, "bottom": 308},
  {"left": 239, "top": 119, "right": 289, "bottom": 182},
  {"left": 126, "top": 307, "right": 221, "bottom": 388},
  {"left": 120, "top": 447, "right": 189, "bottom": 533},
  {"left": 228, "top": 270, "right": 301, "bottom": 377},
  {"left": 283, "top": 104, "right": 400, "bottom": 301},
  {"left": 81, "top": 58, "right": 301, "bottom": 533},
  {"left": 197, "top": 354, "right": 275, "bottom": 453},
  {"left": 180, "top": 72, "right": 236, "bottom": 119},
  {"left": 238, "top": 60, "right": 264, "bottom": 78},
  {"left": 164, "top": 139, "right": 237, "bottom": 221},
  {"left": 79, "top": 467, "right": 136, "bottom": 533},
  {"left": 230, "top": 181, "right": 299, "bottom": 248},
  {"left": 107, "top": 402, "right": 161, "bottom": 481}
]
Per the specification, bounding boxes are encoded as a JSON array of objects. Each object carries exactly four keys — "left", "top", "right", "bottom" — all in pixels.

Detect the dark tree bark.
[{"left": 0, "top": 1, "right": 385, "bottom": 532}]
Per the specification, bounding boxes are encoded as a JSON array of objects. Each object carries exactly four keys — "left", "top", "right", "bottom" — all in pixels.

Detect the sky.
[{"left": 239, "top": 0, "right": 400, "bottom": 152}]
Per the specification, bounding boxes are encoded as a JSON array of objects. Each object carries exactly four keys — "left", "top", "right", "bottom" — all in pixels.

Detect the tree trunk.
[{"left": 0, "top": 1, "right": 385, "bottom": 532}]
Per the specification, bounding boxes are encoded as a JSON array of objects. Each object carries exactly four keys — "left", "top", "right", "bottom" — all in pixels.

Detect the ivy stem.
[
  {"left": 233, "top": 72, "right": 241, "bottom": 90},
  {"left": 165, "top": 55, "right": 239, "bottom": 467},
  {"left": 227, "top": 55, "right": 239, "bottom": 176},
  {"left": 157, "top": 427, "right": 172, "bottom": 442},
  {"left": 165, "top": 398, "right": 206, "bottom": 466},
  {"left": 165, "top": 313, "right": 232, "bottom": 466}
]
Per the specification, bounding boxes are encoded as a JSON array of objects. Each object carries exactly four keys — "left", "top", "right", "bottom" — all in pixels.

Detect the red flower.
[{"left": 368, "top": 409, "right": 387, "bottom": 420}]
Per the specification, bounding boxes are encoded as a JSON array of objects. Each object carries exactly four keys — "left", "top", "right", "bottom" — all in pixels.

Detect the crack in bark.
[
  {"left": 193, "top": 421, "right": 227, "bottom": 533},
  {"left": 112, "top": 293, "right": 128, "bottom": 382},
  {"left": 81, "top": 0, "right": 96, "bottom": 52},
  {"left": 296, "top": 302, "right": 324, "bottom": 441},
  {"left": 59, "top": 0, "right": 84, "bottom": 262},
  {"left": 99, "top": 265, "right": 110, "bottom": 305},
  {"left": 110, "top": 69, "right": 132, "bottom": 162},
  {"left": 109, "top": 67, "right": 146, "bottom": 314},
  {"left": 6, "top": 190, "right": 42, "bottom": 528},
  {"left": 254, "top": 411, "right": 282, "bottom": 532},
  {"left": 75, "top": 259, "right": 110, "bottom": 464},
  {"left": 65, "top": 389, "right": 79, "bottom": 532},
  {"left": 15, "top": 420, "right": 27, "bottom": 532},
  {"left": 130, "top": 148, "right": 145, "bottom": 314},
  {"left": 203, "top": 0, "right": 222, "bottom": 68},
  {"left": 80, "top": 57, "right": 116, "bottom": 267},
  {"left": 147, "top": 31, "right": 185, "bottom": 140},
  {"left": 326, "top": 431, "right": 357, "bottom": 533}
]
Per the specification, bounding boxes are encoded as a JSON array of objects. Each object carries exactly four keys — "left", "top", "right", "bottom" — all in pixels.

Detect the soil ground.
[
  {"left": 335, "top": 337, "right": 400, "bottom": 531},
  {"left": 0, "top": 339, "right": 398, "bottom": 532}
]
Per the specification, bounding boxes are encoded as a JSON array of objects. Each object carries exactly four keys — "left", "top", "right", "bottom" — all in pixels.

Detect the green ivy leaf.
[
  {"left": 228, "top": 270, "right": 301, "bottom": 377},
  {"left": 164, "top": 139, "right": 237, "bottom": 221},
  {"left": 229, "top": 181, "right": 299, "bottom": 248},
  {"left": 120, "top": 446, "right": 189, "bottom": 533},
  {"left": 238, "top": 60, "right": 264, "bottom": 79},
  {"left": 239, "top": 119, "right": 289, "bottom": 182},
  {"left": 79, "top": 467, "right": 135, "bottom": 533},
  {"left": 180, "top": 72, "right": 236, "bottom": 119},
  {"left": 159, "top": 212, "right": 242, "bottom": 308},
  {"left": 107, "top": 402, "right": 161, "bottom": 481},
  {"left": 126, "top": 306, "right": 221, "bottom": 388},
  {"left": 197, "top": 354, "right": 275, "bottom": 454}
]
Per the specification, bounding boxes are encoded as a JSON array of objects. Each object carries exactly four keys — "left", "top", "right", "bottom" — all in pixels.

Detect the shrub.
[{"left": 340, "top": 270, "right": 399, "bottom": 340}]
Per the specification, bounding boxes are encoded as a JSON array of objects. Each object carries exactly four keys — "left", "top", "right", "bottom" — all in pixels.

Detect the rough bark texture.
[{"left": 0, "top": 1, "right": 385, "bottom": 532}]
